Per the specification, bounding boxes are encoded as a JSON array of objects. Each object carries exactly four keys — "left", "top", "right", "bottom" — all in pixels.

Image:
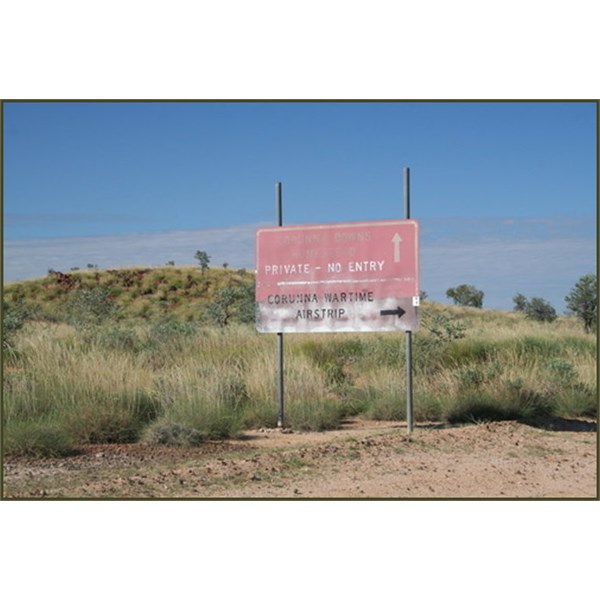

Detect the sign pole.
[
  {"left": 275, "top": 182, "right": 285, "bottom": 428},
  {"left": 404, "top": 167, "right": 414, "bottom": 434}
]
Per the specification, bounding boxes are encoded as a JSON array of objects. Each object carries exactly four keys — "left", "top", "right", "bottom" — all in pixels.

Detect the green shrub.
[
  {"left": 2, "top": 302, "right": 30, "bottom": 352},
  {"left": 565, "top": 274, "right": 597, "bottom": 333},
  {"left": 64, "top": 286, "right": 116, "bottom": 326},
  {"left": 446, "top": 284, "right": 484, "bottom": 308},
  {"left": 524, "top": 297, "right": 557, "bottom": 323},
  {"left": 204, "top": 282, "right": 256, "bottom": 326},
  {"left": 425, "top": 313, "right": 467, "bottom": 343},
  {"left": 4, "top": 420, "right": 77, "bottom": 458}
]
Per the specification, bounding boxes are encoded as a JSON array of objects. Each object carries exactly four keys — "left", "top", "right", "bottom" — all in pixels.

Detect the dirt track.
[{"left": 3, "top": 417, "right": 597, "bottom": 499}]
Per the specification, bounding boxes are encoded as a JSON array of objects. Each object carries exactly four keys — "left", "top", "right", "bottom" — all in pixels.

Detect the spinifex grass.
[
  {"left": 3, "top": 298, "right": 597, "bottom": 456},
  {"left": 3, "top": 325, "right": 158, "bottom": 449}
]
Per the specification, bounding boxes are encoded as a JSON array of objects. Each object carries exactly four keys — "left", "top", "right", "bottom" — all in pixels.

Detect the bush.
[
  {"left": 204, "top": 282, "right": 256, "bottom": 326},
  {"left": 2, "top": 301, "right": 37, "bottom": 354},
  {"left": 513, "top": 293, "right": 528, "bottom": 312},
  {"left": 64, "top": 286, "right": 116, "bottom": 326},
  {"left": 426, "top": 313, "right": 467, "bottom": 343},
  {"left": 204, "top": 286, "right": 239, "bottom": 326},
  {"left": 524, "top": 297, "right": 557, "bottom": 323},
  {"left": 194, "top": 250, "right": 211, "bottom": 274},
  {"left": 565, "top": 274, "right": 597, "bottom": 333},
  {"left": 4, "top": 420, "right": 77, "bottom": 458},
  {"left": 446, "top": 284, "right": 484, "bottom": 308}
]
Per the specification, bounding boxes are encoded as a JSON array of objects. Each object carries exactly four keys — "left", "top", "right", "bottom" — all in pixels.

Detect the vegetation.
[
  {"left": 513, "top": 295, "right": 558, "bottom": 323},
  {"left": 446, "top": 284, "right": 484, "bottom": 308},
  {"left": 2, "top": 267, "right": 597, "bottom": 457},
  {"left": 565, "top": 274, "right": 597, "bottom": 333},
  {"left": 194, "top": 250, "right": 211, "bottom": 274},
  {"left": 4, "top": 266, "right": 254, "bottom": 324},
  {"left": 512, "top": 293, "right": 528, "bottom": 312}
]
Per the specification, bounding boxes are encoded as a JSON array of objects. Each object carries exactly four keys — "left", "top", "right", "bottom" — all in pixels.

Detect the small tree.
[
  {"left": 524, "top": 297, "right": 557, "bottom": 323},
  {"left": 513, "top": 293, "right": 528, "bottom": 312},
  {"left": 565, "top": 274, "right": 597, "bottom": 333},
  {"left": 204, "top": 282, "right": 256, "bottom": 327},
  {"left": 194, "top": 250, "right": 211, "bottom": 274},
  {"left": 446, "top": 284, "right": 484, "bottom": 308},
  {"left": 205, "top": 287, "right": 236, "bottom": 326}
]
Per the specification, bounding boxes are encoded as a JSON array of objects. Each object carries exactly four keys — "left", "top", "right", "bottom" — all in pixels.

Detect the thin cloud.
[
  {"left": 3, "top": 223, "right": 265, "bottom": 281},
  {"left": 419, "top": 216, "right": 596, "bottom": 310},
  {"left": 422, "top": 237, "right": 595, "bottom": 311},
  {"left": 3, "top": 217, "right": 595, "bottom": 312}
]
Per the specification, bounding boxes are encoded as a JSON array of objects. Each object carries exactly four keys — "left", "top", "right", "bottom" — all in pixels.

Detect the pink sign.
[{"left": 256, "top": 219, "right": 420, "bottom": 333}]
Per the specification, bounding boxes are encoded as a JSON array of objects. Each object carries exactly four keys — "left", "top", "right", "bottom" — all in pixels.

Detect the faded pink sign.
[{"left": 256, "top": 219, "right": 420, "bottom": 333}]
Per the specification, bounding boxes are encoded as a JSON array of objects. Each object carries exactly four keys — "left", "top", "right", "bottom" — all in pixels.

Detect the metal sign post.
[
  {"left": 404, "top": 167, "right": 414, "bottom": 434},
  {"left": 275, "top": 182, "right": 285, "bottom": 428}
]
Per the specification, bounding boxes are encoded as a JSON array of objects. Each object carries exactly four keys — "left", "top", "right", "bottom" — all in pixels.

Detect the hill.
[{"left": 4, "top": 265, "right": 255, "bottom": 325}]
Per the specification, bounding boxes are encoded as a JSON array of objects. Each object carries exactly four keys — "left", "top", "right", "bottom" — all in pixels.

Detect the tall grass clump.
[
  {"left": 3, "top": 419, "right": 77, "bottom": 458},
  {"left": 143, "top": 325, "right": 272, "bottom": 442},
  {"left": 245, "top": 342, "right": 344, "bottom": 431},
  {"left": 3, "top": 325, "right": 159, "bottom": 452},
  {"left": 143, "top": 365, "right": 247, "bottom": 444},
  {"left": 284, "top": 352, "right": 343, "bottom": 431}
]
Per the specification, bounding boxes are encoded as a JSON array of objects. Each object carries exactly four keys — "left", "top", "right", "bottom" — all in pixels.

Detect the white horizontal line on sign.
[{"left": 275, "top": 277, "right": 411, "bottom": 286}]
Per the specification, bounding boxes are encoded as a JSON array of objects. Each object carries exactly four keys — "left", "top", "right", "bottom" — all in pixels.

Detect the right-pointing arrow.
[
  {"left": 392, "top": 232, "right": 402, "bottom": 263},
  {"left": 380, "top": 306, "right": 406, "bottom": 318}
]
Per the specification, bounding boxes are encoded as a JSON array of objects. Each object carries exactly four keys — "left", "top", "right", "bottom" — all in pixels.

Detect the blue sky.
[{"left": 3, "top": 101, "right": 597, "bottom": 310}]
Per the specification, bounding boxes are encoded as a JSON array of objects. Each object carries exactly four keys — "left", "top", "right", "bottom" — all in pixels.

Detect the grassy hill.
[
  {"left": 4, "top": 265, "right": 254, "bottom": 324},
  {"left": 3, "top": 266, "right": 597, "bottom": 457}
]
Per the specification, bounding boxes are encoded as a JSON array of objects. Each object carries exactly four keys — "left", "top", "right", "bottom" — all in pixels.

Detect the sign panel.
[{"left": 256, "top": 219, "right": 420, "bottom": 333}]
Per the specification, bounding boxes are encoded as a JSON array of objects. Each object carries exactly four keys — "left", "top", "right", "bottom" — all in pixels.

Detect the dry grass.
[{"left": 3, "top": 285, "right": 597, "bottom": 456}]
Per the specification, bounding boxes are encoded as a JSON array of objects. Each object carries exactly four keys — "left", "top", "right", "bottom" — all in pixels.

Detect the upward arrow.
[{"left": 392, "top": 232, "right": 402, "bottom": 263}]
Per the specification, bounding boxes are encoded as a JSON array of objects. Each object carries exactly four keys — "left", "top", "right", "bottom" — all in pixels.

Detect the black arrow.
[{"left": 380, "top": 307, "right": 406, "bottom": 318}]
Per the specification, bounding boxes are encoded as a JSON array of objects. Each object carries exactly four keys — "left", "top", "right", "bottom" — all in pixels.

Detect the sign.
[{"left": 256, "top": 219, "right": 420, "bottom": 333}]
